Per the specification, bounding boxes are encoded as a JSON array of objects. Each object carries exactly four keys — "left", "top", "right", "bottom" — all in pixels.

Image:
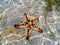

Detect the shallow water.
[{"left": 0, "top": 0, "right": 60, "bottom": 45}]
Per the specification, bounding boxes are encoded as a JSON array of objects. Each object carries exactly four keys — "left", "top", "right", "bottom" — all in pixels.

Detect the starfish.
[{"left": 14, "top": 13, "right": 43, "bottom": 40}]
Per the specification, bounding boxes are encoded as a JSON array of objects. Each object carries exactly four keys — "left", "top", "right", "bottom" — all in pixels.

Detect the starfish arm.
[
  {"left": 34, "top": 25, "right": 39, "bottom": 29},
  {"left": 24, "top": 21, "right": 28, "bottom": 25},
  {"left": 14, "top": 23, "right": 25, "bottom": 28},
  {"left": 34, "top": 25, "right": 43, "bottom": 33},
  {"left": 27, "top": 28, "right": 30, "bottom": 32},
  {"left": 26, "top": 29, "right": 30, "bottom": 40},
  {"left": 23, "top": 13, "right": 29, "bottom": 21},
  {"left": 20, "top": 23, "right": 25, "bottom": 26},
  {"left": 33, "top": 17, "right": 39, "bottom": 23}
]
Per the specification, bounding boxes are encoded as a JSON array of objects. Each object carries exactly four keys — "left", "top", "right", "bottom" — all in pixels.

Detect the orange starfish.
[{"left": 14, "top": 13, "right": 43, "bottom": 40}]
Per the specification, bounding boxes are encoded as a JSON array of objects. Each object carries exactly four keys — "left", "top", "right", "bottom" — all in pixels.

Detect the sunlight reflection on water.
[{"left": 0, "top": 0, "right": 60, "bottom": 45}]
